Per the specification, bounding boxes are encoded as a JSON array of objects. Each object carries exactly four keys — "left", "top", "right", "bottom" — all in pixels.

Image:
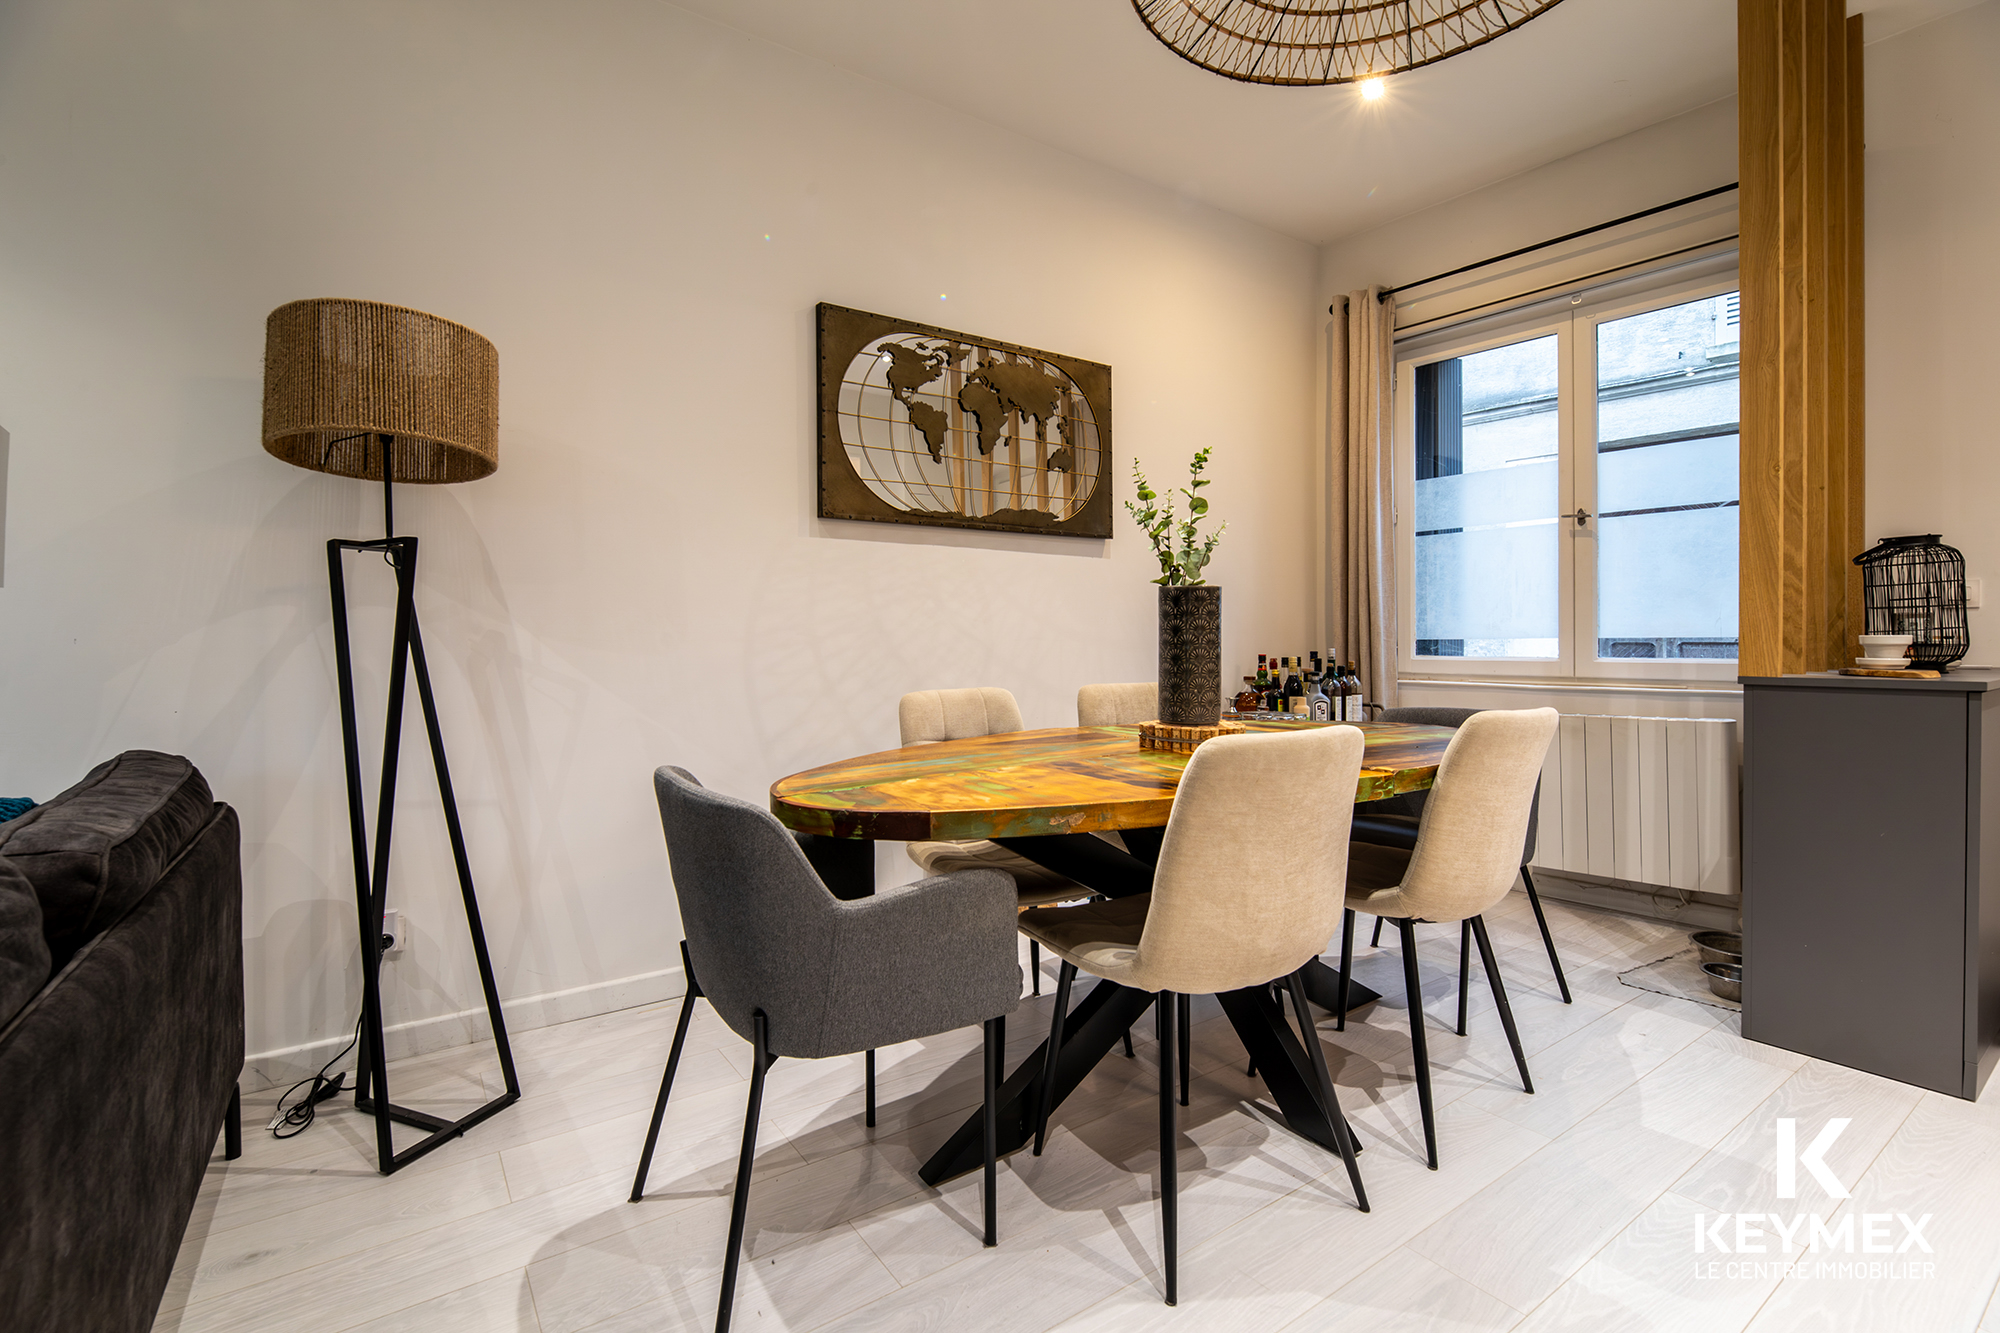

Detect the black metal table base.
[
  {"left": 918, "top": 965, "right": 1374, "bottom": 1186},
  {"left": 330, "top": 532, "right": 521, "bottom": 1174},
  {"left": 1300, "top": 957, "right": 1380, "bottom": 1012},
  {"left": 788, "top": 830, "right": 1380, "bottom": 1188}
]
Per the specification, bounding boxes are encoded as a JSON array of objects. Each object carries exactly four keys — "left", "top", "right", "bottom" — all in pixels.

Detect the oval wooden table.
[
  {"left": 772, "top": 720, "right": 1455, "bottom": 842},
  {"left": 770, "top": 719, "right": 1458, "bottom": 1184}
]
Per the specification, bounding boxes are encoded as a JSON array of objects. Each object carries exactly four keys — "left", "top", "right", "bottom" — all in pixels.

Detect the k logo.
[{"left": 1776, "top": 1118, "right": 1851, "bottom": 1199}]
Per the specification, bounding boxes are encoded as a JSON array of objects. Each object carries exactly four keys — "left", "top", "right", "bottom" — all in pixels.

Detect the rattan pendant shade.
[
  {"left": 262, "top": 298, "right": 499, "bottom": 483},
  {"left": 1132, "top": 0, "right": 1568, "bottom": 86}
]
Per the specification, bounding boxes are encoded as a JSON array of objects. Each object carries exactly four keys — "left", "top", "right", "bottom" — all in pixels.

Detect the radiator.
[{"left": 1530, "top": 714, "right": 1740, "bottom": 897}]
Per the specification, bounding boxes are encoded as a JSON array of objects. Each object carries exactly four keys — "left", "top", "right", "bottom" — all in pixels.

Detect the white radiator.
[{"left": 1531, "top": 714, "right": 1739, "bottom": 897}]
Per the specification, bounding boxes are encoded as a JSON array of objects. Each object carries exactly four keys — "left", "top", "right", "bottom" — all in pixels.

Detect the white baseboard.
[
  {"left": 1528, "top": 867, "right": 1741, "bottom": 934},
  {"left": 240, "top": 965, "right": 685, "bottom": 1094}
]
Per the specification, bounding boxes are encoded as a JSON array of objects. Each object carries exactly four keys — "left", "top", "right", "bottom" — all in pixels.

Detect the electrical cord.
[{"left": 269, "top": 1015, "right": 362, "bottom": 1139}]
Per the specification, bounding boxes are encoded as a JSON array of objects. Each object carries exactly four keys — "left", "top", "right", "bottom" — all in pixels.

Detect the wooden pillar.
[{"left": 1739, "top": 0, "right": 1866, "bottom": 677}]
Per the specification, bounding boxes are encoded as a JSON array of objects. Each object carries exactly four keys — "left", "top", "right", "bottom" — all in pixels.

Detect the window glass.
[
  {"left": 1594, "top": 294, "right": 1740, "bottom": 660},
  {"left": 1412, "top": 334, "right": 1561, "bottom": 658}
]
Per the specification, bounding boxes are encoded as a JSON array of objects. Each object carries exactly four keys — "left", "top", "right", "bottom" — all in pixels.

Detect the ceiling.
[{"left": 671, "top": 0, "right": 1983, "bottom": 246}]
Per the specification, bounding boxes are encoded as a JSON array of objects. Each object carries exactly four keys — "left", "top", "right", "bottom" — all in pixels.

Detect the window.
[{"left": 1395, "top": 268, "right": 1740, "bottom": 680}]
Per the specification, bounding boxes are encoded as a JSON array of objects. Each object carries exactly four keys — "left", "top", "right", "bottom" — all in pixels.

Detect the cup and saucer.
[{"left": 1856, "top": 633, "right": 1915, "bottom": 669}]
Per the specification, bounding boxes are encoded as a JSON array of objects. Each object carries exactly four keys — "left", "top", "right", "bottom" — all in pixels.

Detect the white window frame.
[{"left": 1392, "top": 257, "right": 1741, "bottom": 685}]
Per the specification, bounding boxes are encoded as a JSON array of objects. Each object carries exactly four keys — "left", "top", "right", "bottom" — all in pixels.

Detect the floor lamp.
[{"left": 262, "top": 297, "right": 520, "bottom": 1174}]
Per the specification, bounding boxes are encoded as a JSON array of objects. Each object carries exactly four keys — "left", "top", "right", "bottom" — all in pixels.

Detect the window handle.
[{"left": 1569, "top": 508, "right": 1592, "bottom": 527}]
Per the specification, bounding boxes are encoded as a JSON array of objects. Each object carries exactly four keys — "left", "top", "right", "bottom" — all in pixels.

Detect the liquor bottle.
[
  {"left": 1309, "top": 670, "right": 1332, "bottom": 722},
  {"left": 1344, "top": 661, "right": 1365, "bottom": 720},
  {"left": 1327, "top": 661, "right": 1344, "bottom": 721},
  {"left": 1282, "top": 659, "right": 1303, "bottom": 712},
  {"left": 1263, "top": 654, "right": 1282, "bottom": 713},
  {"left": 1255, "top": 655, "right": 1271, "bottom": 695}
]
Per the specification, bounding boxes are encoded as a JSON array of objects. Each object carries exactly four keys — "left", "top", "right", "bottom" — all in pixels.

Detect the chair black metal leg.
[
  {"left": 1123, "top": 1027, "right": 1136, "bottom": 1059},
  {"left": 1457, "top": 920, "right": 1472, "bottom": 1037},
  {"left": 1471, "top": 916, "right": 1534, "bottom": 1094},
  {"left": 1285, "top": 971, "right": 1368, "bottom": 1212},
  {"left": 224, "top": 1084, "right": 242, "bottom": 1161},
  {"left": 1177, "top": 993, "right": 1191, "bottom": 1107},
  {"left": 865, "top": 1049, "right": 876, "bottom": 1128},
  {"left": 1031, "top": 939, "right": 1041, "bottom": 996},
  {"left": 1158, "top": 990, "right": 1178, "bottom": 1306},
  {"left": 1520, "top": 867, "right": 1572, "bottom": 1004},
  {"left": 631, "top": 946, "right": 703, "bottom": 1203},
  {"left": 1337, "top": 908, "right": 1356, "bottom": 1032},
  {"left": 716, "top": 1011, "right": 770, "bottom": 1333},
  {"left": 1370, "top": 914, "right": 1385, "bottom": 949},
  {"left": 1396, "top": 919, "right": 1438, "bottom": 1170},
  {"left": 1035, "top": 961, "right": 1076, "bottom": 1155},
  {"left": 983, "top": 1016, "right": 1000, "bottom": 1247}
]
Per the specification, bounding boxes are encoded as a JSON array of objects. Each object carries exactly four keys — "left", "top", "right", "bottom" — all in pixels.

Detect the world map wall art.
[{"left": 817, "top": 303, "right": 1112, "bottom": 538}]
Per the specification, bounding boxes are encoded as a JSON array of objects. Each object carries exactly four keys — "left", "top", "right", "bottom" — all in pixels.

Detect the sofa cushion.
[
  {"left": 0, "top": 858, "right": 49, "bottom": 1026},
  {"left": 0, "top": 752, "right": 213, "bottom": 970}
]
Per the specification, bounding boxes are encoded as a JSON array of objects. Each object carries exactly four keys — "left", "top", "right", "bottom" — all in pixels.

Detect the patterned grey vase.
[{"left": 1157, "top": 584, "right": 1222, "bottom": 727}]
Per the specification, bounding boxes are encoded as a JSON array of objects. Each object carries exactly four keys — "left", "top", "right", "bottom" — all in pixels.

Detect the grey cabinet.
[{"left": 1740, "top": 668, "right": 2000, "bottom": 1098}]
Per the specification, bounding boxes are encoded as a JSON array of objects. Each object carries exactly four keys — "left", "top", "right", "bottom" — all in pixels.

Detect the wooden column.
[{"left": 1739, "top": 0, "right": 1866, "bottom": 677}]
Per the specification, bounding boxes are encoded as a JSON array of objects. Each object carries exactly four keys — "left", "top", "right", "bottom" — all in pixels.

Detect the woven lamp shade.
[
  {"left": 262, "top": 298, "right": 499, "bottom": 484},
  {"left": 1132, "top": 0, "right": 1568, "bottom": 86}
]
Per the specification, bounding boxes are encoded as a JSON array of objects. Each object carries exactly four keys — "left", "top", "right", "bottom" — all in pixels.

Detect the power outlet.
[
  {"left": 380, "top": 908, "right": 404, "bottom": 955},
  {"left": 1969, "top": 577, "right": 1984, "bottom": 611}
]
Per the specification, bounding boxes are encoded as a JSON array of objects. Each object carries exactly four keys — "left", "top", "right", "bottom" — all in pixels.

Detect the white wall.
[
  {"left": 1864, "top": 0, "right": 2000, "bottom": 663},
  {"left": 1316, "top": 98, "right": 1741, "bottom": 328},
  {"left": 0, "top": 0, "right": 1320, "bottom": 1074}
]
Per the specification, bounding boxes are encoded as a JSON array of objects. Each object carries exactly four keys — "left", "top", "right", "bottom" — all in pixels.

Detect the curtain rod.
[
  {"left": 1326, "top": 182, "right": 1740, "bottom": 315},
  {"left": 1387, "top": 234, "right": 1739, "bottom": 337}
]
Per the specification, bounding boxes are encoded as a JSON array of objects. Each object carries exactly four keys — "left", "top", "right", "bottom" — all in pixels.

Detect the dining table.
[{"left": 769, "top": 718, "right": 1457, "bottom": 1185}]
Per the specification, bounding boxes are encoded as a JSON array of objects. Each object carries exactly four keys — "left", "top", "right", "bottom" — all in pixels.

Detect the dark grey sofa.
[{"left": 0, "top": 751, "right": 244, "bottom": 1333}]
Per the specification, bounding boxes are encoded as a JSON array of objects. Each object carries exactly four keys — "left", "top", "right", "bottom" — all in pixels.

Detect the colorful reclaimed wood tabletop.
[{"left": 770, "top": 720, "right": 1457, "bottom": 841}]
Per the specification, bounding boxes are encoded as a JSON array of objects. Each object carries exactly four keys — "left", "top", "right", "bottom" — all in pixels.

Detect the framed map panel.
[{"left": 817, "top": 303, "right": 1113, "bottom": 539}]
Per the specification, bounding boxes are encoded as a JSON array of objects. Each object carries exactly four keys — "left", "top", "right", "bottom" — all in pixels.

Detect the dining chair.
[
  {"left": 900, "top": 687, "right": 1095, "bottom": 998},
  {"left": 1336, "top": 707, "right": 1560, "bottom": 1171},
  {"left": 1075, "top": 680, "right": 1180, "bottom": 1062},
  {"left": 1076, "top": 681, "right": 1158, "bottom": 727},
  {"left": 633, "top": 766, "right": 1021, "bottom": 1333},
  {"left": 1352, "top": 706, "right": 1572, "bottom": 1018},
  {"left": 1018, "top": 725, "right": 1371, "bottom": 1305}
]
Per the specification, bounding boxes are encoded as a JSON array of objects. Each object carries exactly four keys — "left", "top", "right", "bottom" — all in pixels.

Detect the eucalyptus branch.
[{"left": 1124, "top": 447, "right": 1226, "bottom": 586}]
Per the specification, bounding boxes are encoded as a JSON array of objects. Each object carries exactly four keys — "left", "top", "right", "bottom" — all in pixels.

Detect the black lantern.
[{"left": 1852, "top": 535, "right": 1969, "bottom": 670}]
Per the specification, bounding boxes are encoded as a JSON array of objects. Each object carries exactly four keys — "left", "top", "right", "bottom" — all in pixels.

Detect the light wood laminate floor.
[{"left": 156, "top": 891, "right": 2000, "bottom": 1332}]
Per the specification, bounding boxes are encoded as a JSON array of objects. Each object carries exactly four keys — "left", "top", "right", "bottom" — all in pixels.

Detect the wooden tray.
[
  {"left": 1839, "top": 667, "right": 1942, "bottom": 679},
  {"left": 1137, "top": 719, "right": 1246, "bottom": 753}
]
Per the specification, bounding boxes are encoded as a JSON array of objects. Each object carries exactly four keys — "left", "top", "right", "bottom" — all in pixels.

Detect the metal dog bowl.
[
  {"left": 1701, "top": 961, "right": 1742, "bottom": 1002},
  {"left": 1690, "top": 930, "right": 1743, "bottom": 968}
]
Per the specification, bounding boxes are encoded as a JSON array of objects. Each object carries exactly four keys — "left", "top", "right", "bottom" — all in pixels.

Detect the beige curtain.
[{"left": 1327, "top": 288, "right": 1398, "bottom": 712}]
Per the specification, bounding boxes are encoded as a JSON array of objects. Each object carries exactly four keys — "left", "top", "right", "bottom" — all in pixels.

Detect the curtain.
[{"left": 1328, "top": 288, "right": 1398, "bottom": 712}]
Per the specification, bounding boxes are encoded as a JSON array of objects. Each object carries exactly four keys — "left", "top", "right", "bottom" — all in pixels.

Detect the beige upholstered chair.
[
  {"left": 900, "top": 688, "right": 1091, "bottom": 994},
  {"left": 1076, "top": 681, "right": 1158, "bottom": 727},
  {"left": 1019, "top": 724, "right": 1371, "bottom": 1305},
  {"left": 1076, "top": 683, "right": 1158, "bottom": 858},
  {"left": 898, "top": 686, "right": 1025, "bottom": 744},
  {"left": 1336, "top": 706, "right": 1560, "bottom": 1171}
]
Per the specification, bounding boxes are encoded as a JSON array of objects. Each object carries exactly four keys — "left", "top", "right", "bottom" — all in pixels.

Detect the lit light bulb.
[{"left": 1359, "top": 76, "right": 1386, "bottom": 101}]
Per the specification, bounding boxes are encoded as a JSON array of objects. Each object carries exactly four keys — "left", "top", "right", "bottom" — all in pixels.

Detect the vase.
[{"left": 1157, "top": 584, "right": 1222, "bottom": 727}]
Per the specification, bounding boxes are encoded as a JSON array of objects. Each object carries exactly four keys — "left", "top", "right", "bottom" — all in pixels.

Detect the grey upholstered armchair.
[{"left": 631, "top": 766, "right": 1022, "bottom": 1333}]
